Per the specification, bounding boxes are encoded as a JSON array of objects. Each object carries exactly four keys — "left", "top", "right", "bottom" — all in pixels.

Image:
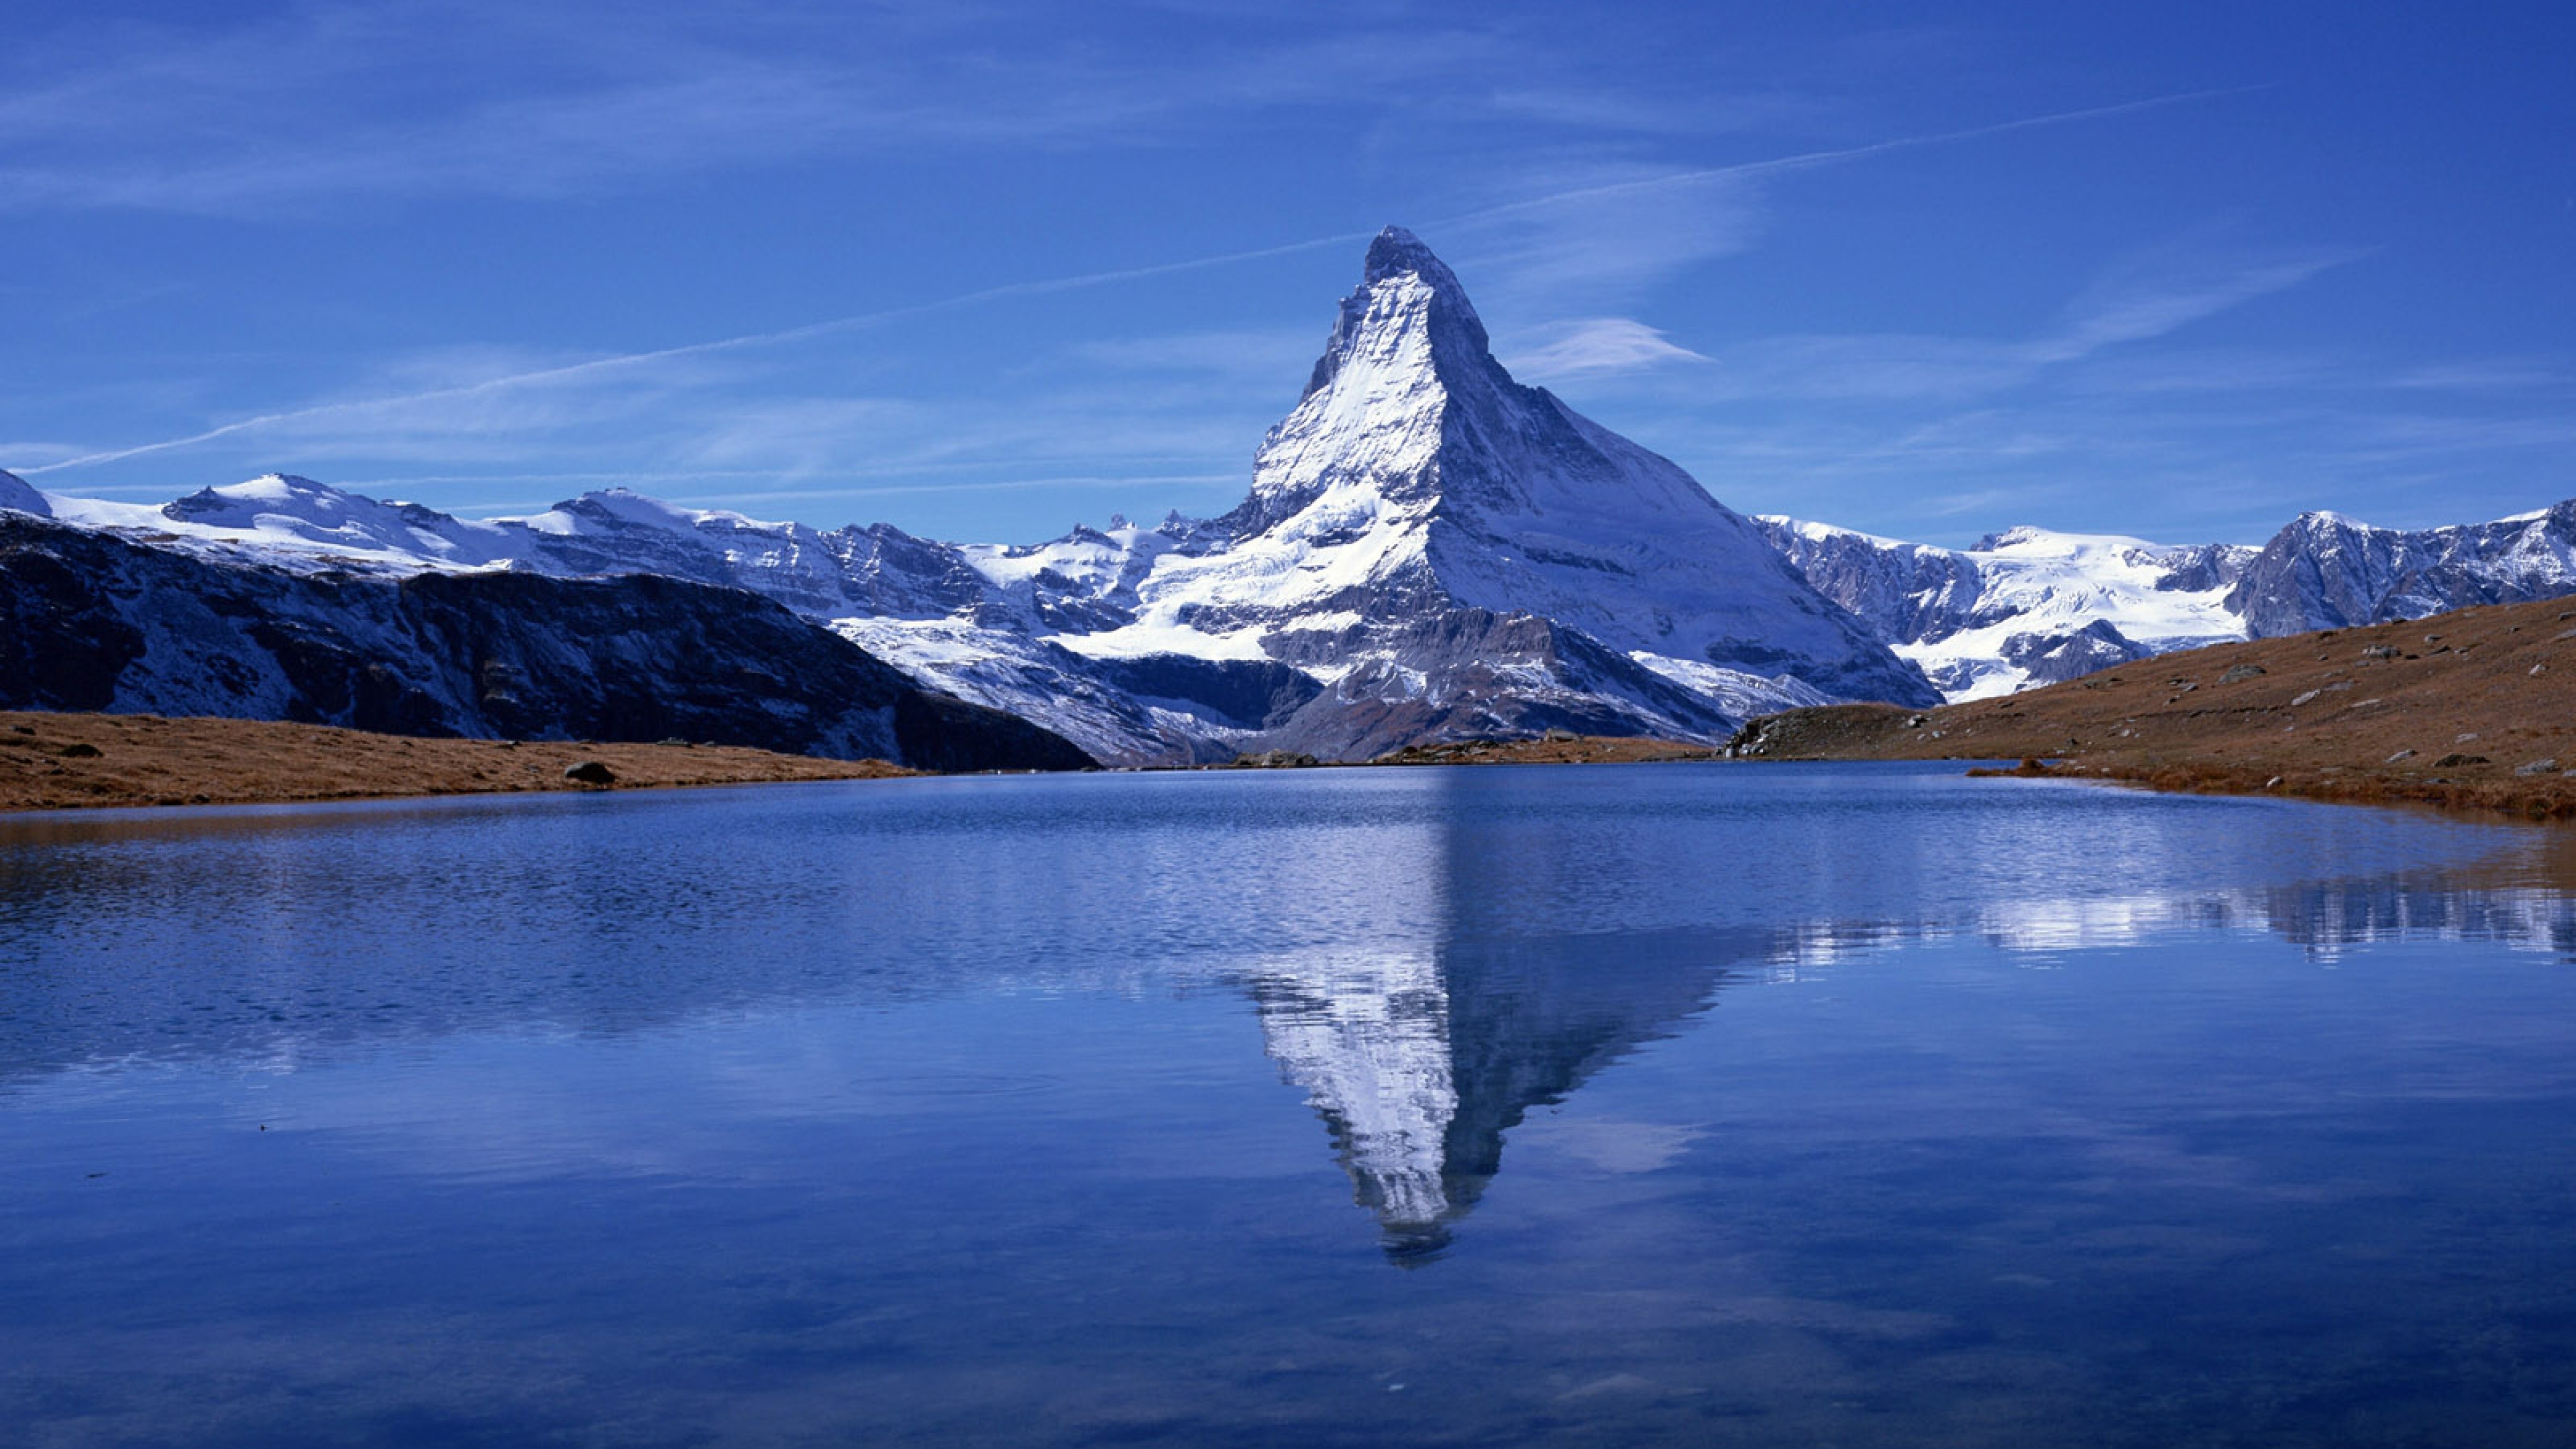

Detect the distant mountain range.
[
  {"left": 1760, "top": 501, "right": 2576, "bottom": 700},
  {"left": 4, "top": 228, "right": 2571, "bottom": 759}
]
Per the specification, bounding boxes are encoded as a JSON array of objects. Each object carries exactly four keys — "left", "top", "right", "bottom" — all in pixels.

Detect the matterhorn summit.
[{"left": 1081, "top": 225, "right": 1938, "bottom": 756}]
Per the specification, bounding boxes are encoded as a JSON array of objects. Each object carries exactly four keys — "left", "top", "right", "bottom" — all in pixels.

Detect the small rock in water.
[{"left": 562, "top": 760, "right": 616, "bottom": 786}]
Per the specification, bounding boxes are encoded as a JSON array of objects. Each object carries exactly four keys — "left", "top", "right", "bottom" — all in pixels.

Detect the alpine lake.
[{"left": 7, "top": 761, "right": 2576, "bottom": 1448}]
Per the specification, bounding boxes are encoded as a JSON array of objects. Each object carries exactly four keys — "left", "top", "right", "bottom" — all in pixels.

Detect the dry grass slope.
[
  {"left": 1729, "top": 594, "right": 2576, "bottom": 820},
  {"left": 0, "top": 712, "right": 913, "bottom": 812}
]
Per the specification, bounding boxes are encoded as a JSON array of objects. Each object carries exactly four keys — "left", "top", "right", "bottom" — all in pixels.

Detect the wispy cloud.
[
  {"left": 23, "top": 87, "right": 2254, "bottom": 480},
  {"left": 1445, "top": 158, "right": 1772, "bottom": 313},
  {"left": 1625, "top": 243, "right": 2365, "bottom": 407},
  {"left": 0, "top": 3, "right": 1527, "bottom": 215},
  {"left": 2384, "top": 359, "right": 2573, "bottom": 392},
  {"left": 16, "top": 232, "right": 1375, "bottom": 477},
  {"left": 2031, "top": 242, "right": 2367, "bottom": 365},
  {"left": 1425, "top": 87, "right": 2268, "bottom": 315},
  {"left": 1504, "top": 317, "right": 1711, "bottom": 380},
  {"left": 0, "top": 5, "right": 1169, "bottom": 211}
]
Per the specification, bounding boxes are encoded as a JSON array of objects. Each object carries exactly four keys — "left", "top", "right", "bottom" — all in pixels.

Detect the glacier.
[{"left": 1760, "top": 499, "right": 2576, "bottom": 702}]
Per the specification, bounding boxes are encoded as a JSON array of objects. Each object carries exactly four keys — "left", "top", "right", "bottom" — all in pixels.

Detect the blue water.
[{"left": 6, "top": 763, "right": 2576, "bottom": 1446}]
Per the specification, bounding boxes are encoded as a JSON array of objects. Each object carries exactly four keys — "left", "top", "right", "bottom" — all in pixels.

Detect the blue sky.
[{"left": 5, "top": 1, "right": 2572, "bottom": 547}]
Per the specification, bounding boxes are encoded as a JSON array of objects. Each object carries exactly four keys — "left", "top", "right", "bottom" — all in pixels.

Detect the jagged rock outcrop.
[
  {"left": 1998, "top": 617, "right": 2155, "bottom": 686},
  {"left": 2227, "top": 500, "right": 2576, "bottom": 637}
]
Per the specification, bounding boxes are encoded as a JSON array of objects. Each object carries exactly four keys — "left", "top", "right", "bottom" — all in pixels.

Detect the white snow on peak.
[
  {"left": 1760, "top": 515, "right": 2257, "bottom": 702},
  {"left": 1754, "top": 513, "right": 1917, "bottom": 552},
  {"left": 1069, "top": 225, "right": 1918, "bottom": 711},
  {"left": 44, "top": 472, "right": 517, "bottom": 572},
  {"left": 1923, "top": 528, "right": 2250, "bottom": 699},
  {"left": 521, "top": 486, "right": 795, "bottom": 538}
]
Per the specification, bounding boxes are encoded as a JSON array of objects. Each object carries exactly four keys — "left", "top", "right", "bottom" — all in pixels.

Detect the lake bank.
[
  {"left": 0, "top": 710, "right": 912, "bottom": 811},
  {"left": 17, "top": 585, "right": 2574, "bottom": 821},
  {"left": 1726, "top": 594, "right": 2576, "bottom": 822}
]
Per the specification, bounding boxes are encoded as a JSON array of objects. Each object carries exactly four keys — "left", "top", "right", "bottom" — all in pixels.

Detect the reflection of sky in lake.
[{"left": 5, "top": 764, "right": 2575, "bottom": 1444}]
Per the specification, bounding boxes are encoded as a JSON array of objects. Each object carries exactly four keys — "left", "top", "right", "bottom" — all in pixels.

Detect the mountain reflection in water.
[
  {"left": 10, "top": 768, "right": 2576, "bottom": 1445},
  {"left": 1, "top": 769, "right": 2571, "bottom": 1249},
  {"left": 1247, "top": 932, "right": 1736, "bottom": 1262}
]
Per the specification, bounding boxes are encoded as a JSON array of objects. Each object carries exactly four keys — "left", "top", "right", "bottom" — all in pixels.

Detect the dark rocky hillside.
[{"left": 0, "top": 515, "right": 1092, "bottom": 772}]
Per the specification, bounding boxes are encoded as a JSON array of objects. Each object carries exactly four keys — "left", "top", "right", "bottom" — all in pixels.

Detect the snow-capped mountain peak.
[
  {"left": 1757, "top": 516, "right": 2258, "bottom": 700},
  {"left": 1300, "top": 225, "right": 1490, "bottom": 402},
  {"left": 2226, "top": 497, "right": 2576, "bottom": 636}
]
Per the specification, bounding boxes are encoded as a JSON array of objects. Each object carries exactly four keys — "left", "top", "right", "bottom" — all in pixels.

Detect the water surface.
[{"left": 6, "top": 764, "right": 2575, "bottom": 1446}]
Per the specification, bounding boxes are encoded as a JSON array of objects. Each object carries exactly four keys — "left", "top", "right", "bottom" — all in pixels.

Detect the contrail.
[
  {"left": 18, "top": 87, "right": 2255, "bottom": 479},
  {"left": 18, "top": 231, "right": 1380, "bottom": 476}
]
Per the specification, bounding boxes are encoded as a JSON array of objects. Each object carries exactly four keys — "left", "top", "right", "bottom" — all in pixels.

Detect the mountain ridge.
[
  {"left": 1760, "top": 499, "right": 2576, "bottom": 700},
  {"left": 4, "top": 229, "right": 1938, "bottom": 761},
  {"left": 10, "top": 228, "right": 2573, "bottom": 749}
]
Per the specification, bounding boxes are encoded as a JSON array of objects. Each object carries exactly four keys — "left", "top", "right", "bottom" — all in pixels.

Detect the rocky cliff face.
[
  {"left": 0, "top": 515, "right": 1092, "bottom": 771},
  {"left": 2226, "top": 500, "right": 2576, "bottom": 637}
]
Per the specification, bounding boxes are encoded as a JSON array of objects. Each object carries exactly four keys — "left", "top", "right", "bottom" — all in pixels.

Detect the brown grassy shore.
[
  {"left": 1728, "top": 594, "right": 2576, "bottom": 821},
  {"left": 0, "top": 712, "right": 914, "bottom": 812}
]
